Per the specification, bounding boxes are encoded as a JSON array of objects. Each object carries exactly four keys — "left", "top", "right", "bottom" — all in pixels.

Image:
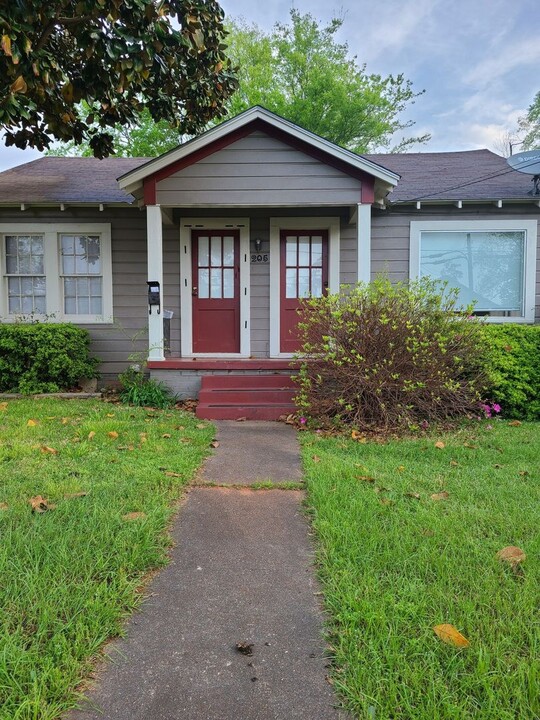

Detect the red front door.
[
  {"left": 192, "top": 230, "right": 240, "bottom": 353},
  {"left": 280, "top": 230, "right": 329, "bottom": 353}
]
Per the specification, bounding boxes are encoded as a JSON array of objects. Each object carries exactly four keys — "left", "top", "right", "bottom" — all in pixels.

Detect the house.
[{"left": 0, "top": 107, "right": 538, "bottom": 418}]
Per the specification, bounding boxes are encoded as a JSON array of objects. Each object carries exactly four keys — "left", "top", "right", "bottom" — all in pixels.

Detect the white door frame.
[
  {"left": 179, "top": 218, "right": 251, "bottom": 357},
  {"left": 269, "top": 216, "right": 340, "bottom": 358}
]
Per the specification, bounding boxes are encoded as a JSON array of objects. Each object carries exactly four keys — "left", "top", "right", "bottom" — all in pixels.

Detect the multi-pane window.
[
  {"left": 197, "top": 235, "right": 235, "bottom": 299},
  {"left": 60, "top": 234, "right": 103, "bottom": 315},
  {"left": 420, "top": 230, "right": 525, "bottom": 316},
  {"left": 5, "top": 235, "right": 46, "bottom": 314},
  {"left": 285, "top": 234, "right": 324, "bottom": 299},
  {"left": 1, "top": 224, "right": 111, "bottom": 322}
]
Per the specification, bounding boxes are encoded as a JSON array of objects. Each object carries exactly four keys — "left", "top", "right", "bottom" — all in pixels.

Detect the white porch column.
[
  {"left": 357, "top": 202, "right": 371, "bottom": 283},
  {"left": 147, "top": 204, "right": 164, "bottom": 361}
]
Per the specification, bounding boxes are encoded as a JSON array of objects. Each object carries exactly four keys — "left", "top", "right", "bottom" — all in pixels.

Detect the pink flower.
[
  {"left": 492, "top": 403, "right": 501, "bottom": 414},
  {"left": 299, "top": 416, "right": 307, "bottom": 424}
]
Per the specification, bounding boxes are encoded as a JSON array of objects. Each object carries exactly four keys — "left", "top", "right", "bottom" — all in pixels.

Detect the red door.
[
  {"left": 192, "top": 230, "right": 240, "bottom": 353},
  {"left": 280, "top": 230, "right": 328, "bottom": 353}
]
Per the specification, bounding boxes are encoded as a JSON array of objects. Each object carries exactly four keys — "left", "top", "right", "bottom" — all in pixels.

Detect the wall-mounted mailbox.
[{"left": 147, "top": 281, "right": 161, "bottom": 315}]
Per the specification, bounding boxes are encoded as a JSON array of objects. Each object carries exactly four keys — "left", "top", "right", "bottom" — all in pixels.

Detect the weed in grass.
[
  {"left": 0, "top": 398, "right": 213, "bottom": 718},
  {"left": 301, "top": 421, "right": 540, "bottom": 720}
]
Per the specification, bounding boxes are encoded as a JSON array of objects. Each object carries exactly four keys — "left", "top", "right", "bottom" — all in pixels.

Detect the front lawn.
[
  {"left": 302, "top": 421, "right": 540, "bottom": 720},
  {"left": 0, "top": 398, "right": 213, "bottom": 720}
]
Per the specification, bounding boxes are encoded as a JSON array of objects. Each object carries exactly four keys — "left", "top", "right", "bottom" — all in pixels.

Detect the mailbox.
[{"left": 147, "top": 281, "right": 161, "bottom": 314}]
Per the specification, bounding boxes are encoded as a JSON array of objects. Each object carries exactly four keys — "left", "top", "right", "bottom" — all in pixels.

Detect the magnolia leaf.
[
  {"left": 106, "top": 413, "right": 115, "bottom": 418},
  {"left": 27, "top": 419, "right": 38, "bottom": 427},
  {"left": 497, "top": 546, "right": 526, "bottom": 566},
  {"left": 0, "top": 502, "right": 8, "bottom": 510},
  {"left": 312, "top": 455, "right": 321, "bottom": 463},
  {"left": 211, "top": 440, "right": 219, "bottom": 448},
  {"left": 405, "top": 492, "right": 421, "bottom": 499},
  {"left": 196, "top": 423, "right": 206, "bottom": 429},
  {"left": 41, "top": 446, "right": 58, "bottom": 455},
  {"left": 123, "top": 511, "right": 147, "bottom": 521},
  {"left": 0, "top": 401, "right": 8, "bottom": 410},
  {"left": 508, "top": 420, "right": 522, "bottom": 427},
  {"left": 164, "top": 471, "right": 183, "bottom": 478},
  {"left": 450, "top": 460, "right": 459, "bottom": 467},
  {"left": 430, "top": 491, "right": 449, "bottom": 501},
  {"left": 434, "top": 441, "right": 445, "bottom": 449},
  {"left": 108, "top": 431, "right": 119, "bottom": 439},
  {"left": 61, "top": 417, "right": 69, "bottom": 425},
  {"left": 162, "top": 433, "right": 171, "bottom": 439},
  {"left": 10, "top": 75, "right": 27, "bottom": 93},
  {"left": 88, "top": 431, "right": 96, "bottom": 440},
  {"left": 2, "top": 34, "right": 12, "bottom": 56},
  {"left": 29, "top": 495, "right": 56, "bottom": 512},
  {"left": 433, "top": 624, "right": 470, "bottom": 648}
]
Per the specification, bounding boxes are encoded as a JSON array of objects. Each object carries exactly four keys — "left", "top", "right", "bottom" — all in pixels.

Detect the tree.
[
  {"left": 225, "top": 11, "right": 430, "bottom": 153},
  {"left": 0, "top": 1, "right": 237, "bottom": 158},
  {"left": 518, "top": 91, "right": 540, "bottom": 150}
]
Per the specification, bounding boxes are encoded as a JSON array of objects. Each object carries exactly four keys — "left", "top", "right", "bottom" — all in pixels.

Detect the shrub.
[
  {"left": 118, "top": 364, "right": 177, "bottom": 408},
  {"left": 481, "top": 324, "right": 540, "bottom": 420},
  {"left": 0, "top": 323, "right": 99, "bottom": 394},
  {"left": 295, "top": 277, "right": 486, "bottom": 432}
]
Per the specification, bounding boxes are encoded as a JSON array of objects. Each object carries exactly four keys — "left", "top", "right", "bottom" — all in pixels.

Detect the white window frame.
[
  {"left": 0, "top": 223, "right": 113, "bottom": 324},
  {"left": 410, "top": 219, "right": 537, "bottom": 324},
  {"left": 269, "top": 216, "right": 340, "bottom": 357}
]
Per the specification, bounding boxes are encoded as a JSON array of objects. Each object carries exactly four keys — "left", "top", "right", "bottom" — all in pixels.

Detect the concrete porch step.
[{"left": 196, "top": 374, "right": 297, "bottom": 421}]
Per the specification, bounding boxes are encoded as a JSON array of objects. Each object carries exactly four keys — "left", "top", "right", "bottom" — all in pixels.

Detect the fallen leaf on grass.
[
  {"left": 123, "top": 511, "right": 147, "bottom": 521},
  {"left": 312, "top": 455, "right": 321, "bottom": 463},
  {"left": 181, "top": 437, "right": 192, "bottom": 444},
  {"left": 420, "top": 528, "right": 434, "bottom": 536},
  {"left": 518, "top": 470, "right": 529, "bottom": 477},
  {"left": 163, "top": 471, "right": 183, "bottom": 478},
  {"left": 61, "top": 417, "right": 69, "bottom": 425},
  {"left": 108, "top": 431, "right": 119, "bottom": 439},
  {"left": 40, "top": 446, "right": 58, "bottom": 455},
  {"left": 64, "top": 491, "right": 87, "bottom": 499},
  {"left": 139, "top": 433, "right": 147, "bottom": 443},
  {"left": 162, "top": 433, "right": 171, "bottom": 439},
  {"left": 0, "top": 502, "right": 8, "bottom": 510},
  {"left": 430, "top": 491, "right": 450, "bottom": 501},
  {"left": 88, "top": 431, "right": 95, "bottom": 440},
  {"left": 433, "top": 624, "right": 470, "bottom": 648},
  {"left": 210, "top": 440, "right": 220, "bottom": 448},
  {"left": 27, "top": 419, "right": 38, "bottom": 427},
  {"left": 497, "top": 546, "right": 526, "bottom": 566},
  {"left": 379, "top": 498, "right": 394, "bottom": 506},
  {"left": 175, "top": 425, "right": 185, "bottom": 431},
  {"left": 106, "top": 413, "right": 115, "bottom": 418},
  {"left": 196, "top": 423, "right": 206, "bottom": 429},
  {"left": 494, "top": 464, "right": 503, "bottom": 469},
  {"left": 463, "top": 443, "right": 477, "bottom": 449},
  {"left": 373, "top": 486, "right": 388, "bottom": 493},
  {"left": 450, "top": 460, "right": 459, "bottom": 467},
  {"left": 508, "top": 420, "right": 522, "bottom": 427},
  {"left": 405, "top": 492, "right": 421, "bottom": 500},
  {"left": 434, "top": 441, "right": 445, "bottom": 449},
  {"left": 396, "top": 465, "right": 405, "bottom": 472},
  {"left": 0, "top": 402, "right": 7, "bottom": 411},
  {"left": 29, "top": 495, "right": 56, "bottom": 513},
  {"left": 356, "top": 475, "right": 376, "bottom": 483}
]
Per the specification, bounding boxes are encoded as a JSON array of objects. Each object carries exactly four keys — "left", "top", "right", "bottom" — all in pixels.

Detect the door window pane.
[
  {"left": 286, "top": 268, "right": 297, "bottom": 298},
  {"left": 210, "top": 236, "right": 222, "bottom": 266},
  {"left": 223, "top": 268, "right": 234, "bottom": 298},
  {"left": 210, "top": 268, "right": 222, "bottom": 298},
  {"left": 223, "top": 237, "right": 234, "bottom": 266},
  {"left": 298, "top": 268, "right": 310, "bottom": 298},
  {"left": 311, "top": 267, "right": 323, "bottom": 297},
  {"left": 420, "top": 231, "right": 524, "bottom": 312},
  {"left": 198, "top": 237, "right": 209, "bottom": 266},
  {"left": 286, "top": 237, "right": 297, "bottom": 265},
  {"left": 198, "top": 269, "right": 209, "bottom": 298},
  {"left": 298, "top": 236, "right": 310, "bottom": 266},
  {"left": 311, "top": 237, "right": 323, "bottom": 266}
]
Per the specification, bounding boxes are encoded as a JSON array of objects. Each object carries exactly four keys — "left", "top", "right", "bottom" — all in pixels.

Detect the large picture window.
[
  {"left": 410, "top": 220, "right": 537, "bottom": 323},
  {"left": 0, "top": 223, "right": 112, "bottom": 323}
]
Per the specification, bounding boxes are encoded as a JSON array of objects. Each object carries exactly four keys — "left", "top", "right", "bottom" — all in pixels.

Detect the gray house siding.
[
  {"left": 155, "top": 131, "right": 364, "bottom": 207},
  {"left": 371, "top": 204, "right": 540, "bottom": 321}
]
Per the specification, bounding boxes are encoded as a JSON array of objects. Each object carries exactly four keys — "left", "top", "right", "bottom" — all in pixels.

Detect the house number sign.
[{"left": 250, "top": 253, "right": 269, "bottom": 264}]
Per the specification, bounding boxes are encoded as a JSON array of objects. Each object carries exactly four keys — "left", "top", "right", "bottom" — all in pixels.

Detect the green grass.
[
  {"left": 0, "top": 398, "right": 213, "bottom": 720},
  {"left": 301, "top": 421, "right": 540, "bottom": 720}
]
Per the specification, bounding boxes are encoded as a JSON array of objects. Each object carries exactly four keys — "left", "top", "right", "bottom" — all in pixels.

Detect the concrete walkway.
[{"left": 68, "top": 422, "right": 347, "bottom": 720}]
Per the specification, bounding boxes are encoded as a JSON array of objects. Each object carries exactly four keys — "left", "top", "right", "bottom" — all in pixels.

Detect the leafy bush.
[
  {"left": 481, "top": 324, "right": 540, "bottom": 420},
  {"left": 118, "top": 365, "right": 177, "bottom": 408},
  {"left": 0, "top": 324, "right": 99, "bottom": 393},
  {"left": 295, "top": 277, "right": 486, "bottom": 432}
]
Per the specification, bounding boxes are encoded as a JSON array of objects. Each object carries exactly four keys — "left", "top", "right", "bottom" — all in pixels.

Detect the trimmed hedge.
[
  {"left": 482, "top": 324, "right": 540, "bottom": 420},
  {"left": 0, "top": 324, "right": 99, "bottom": 394}
]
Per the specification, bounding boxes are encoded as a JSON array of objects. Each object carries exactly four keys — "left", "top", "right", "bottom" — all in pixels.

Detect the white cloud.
[{"left": 464, "top": 38, "right": 540, "bottom": 86}]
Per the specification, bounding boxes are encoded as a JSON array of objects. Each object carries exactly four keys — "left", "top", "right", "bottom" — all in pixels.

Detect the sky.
[{"left": 1, "top": 0, "right": 538, "bottom": 171}]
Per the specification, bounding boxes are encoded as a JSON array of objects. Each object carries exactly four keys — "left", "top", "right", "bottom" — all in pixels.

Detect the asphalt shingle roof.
[
  {"left": 364, "top": 149, "right": 536, "bottom": 202},
  {"left": 0, "top": 148, "right": 535, "bottom": 205}
]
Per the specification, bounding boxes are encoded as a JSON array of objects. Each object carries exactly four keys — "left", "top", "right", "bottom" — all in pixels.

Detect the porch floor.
[{"left": 147, "top": 358, "right": 299, "bottom": 371}]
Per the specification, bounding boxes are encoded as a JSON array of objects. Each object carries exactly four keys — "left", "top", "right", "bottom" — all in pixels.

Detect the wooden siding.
[
  {"left": 155, "top": 132, "right": 363, "bottom": 207},
  {"left": 371, "top": 204, "right": 540, "bottom": 321}
]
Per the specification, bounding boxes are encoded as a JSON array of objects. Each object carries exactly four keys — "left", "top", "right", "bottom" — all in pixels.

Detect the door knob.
[{"left": 192, "top": 286, "right": 198, "bottom": 296}]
